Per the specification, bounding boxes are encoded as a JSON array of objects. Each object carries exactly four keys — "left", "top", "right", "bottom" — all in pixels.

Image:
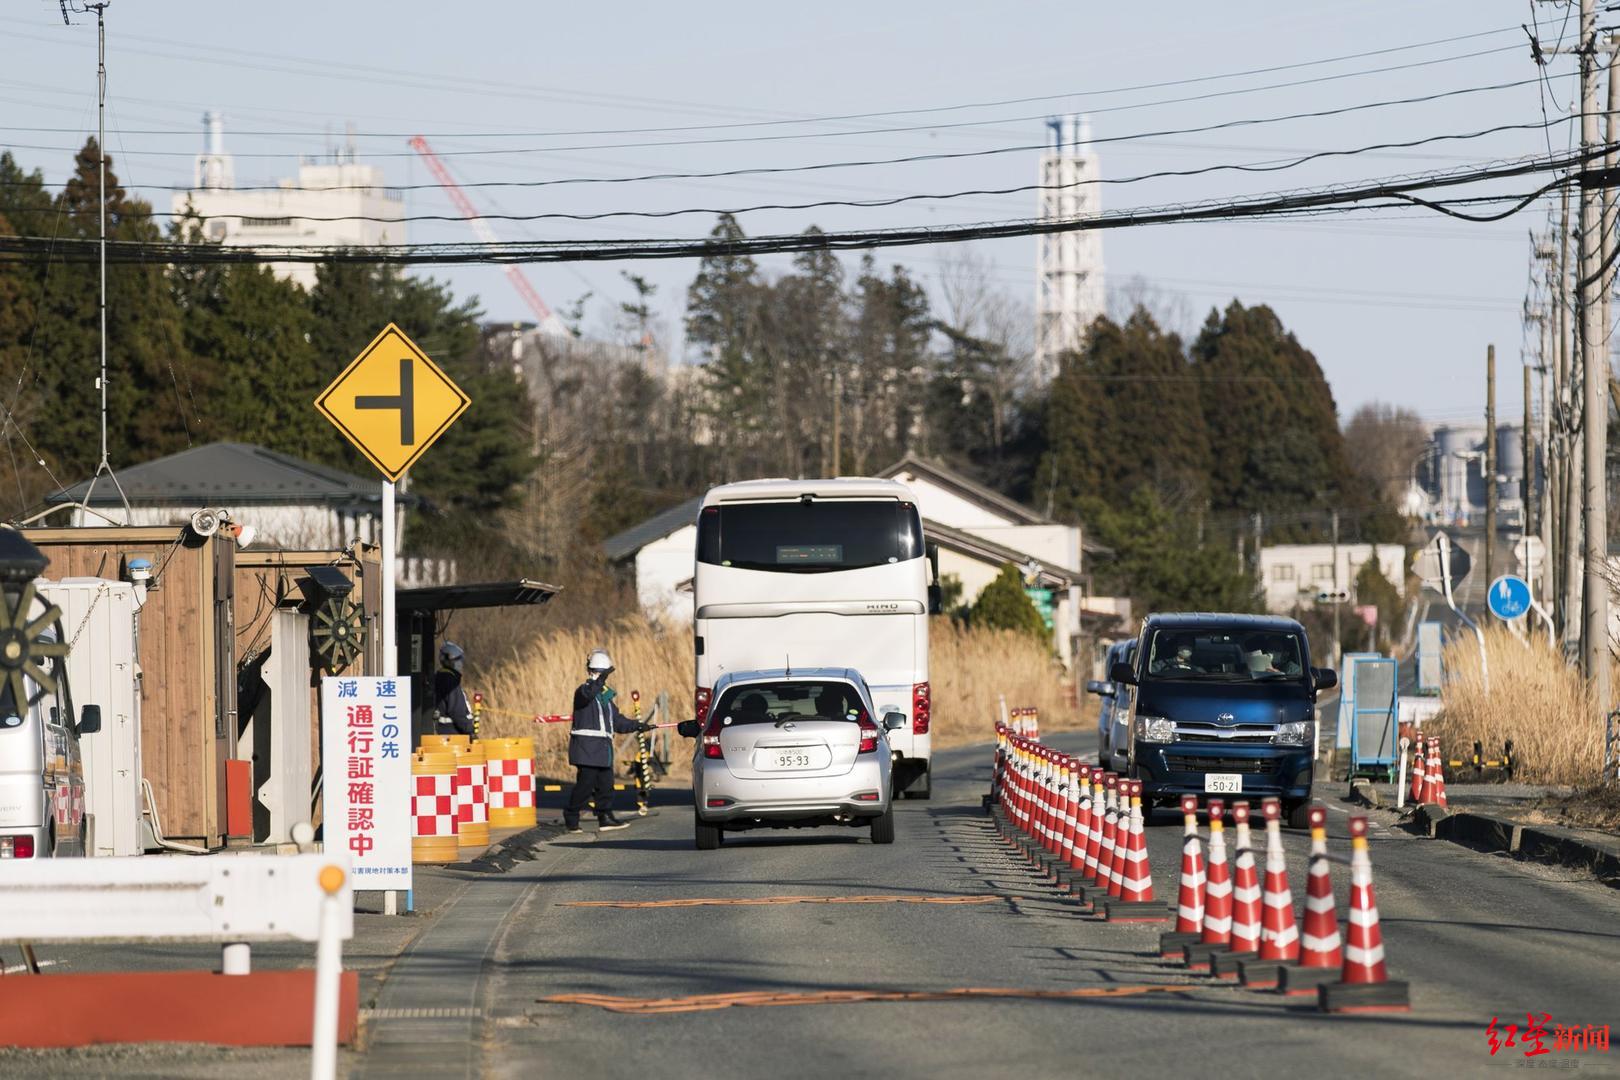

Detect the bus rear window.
[{"left": 697, "top": 500, "right": 923, "bottom": 573}]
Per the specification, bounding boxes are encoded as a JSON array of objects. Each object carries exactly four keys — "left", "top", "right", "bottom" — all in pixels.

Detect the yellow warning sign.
[{"left": 314, "top": 323, "right": 470, "bottom": 482}]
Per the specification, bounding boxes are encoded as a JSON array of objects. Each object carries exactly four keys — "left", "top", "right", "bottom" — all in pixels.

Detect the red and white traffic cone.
[
  {"left": 1282, "top": 804, "right": 1345, "bottom": 996},
  {"left": 1082, "top": 769, "right": 1106, "bottom": 883},
  {"left": 987, "top": 724, "right": 1008, "bottom": 816},
  {"left": 1212, "top": 801, "right": 1261, "bottom": 979},
  {"left": 1056, "top": 761, "right": 1093, "bottom": 900},
  {"left": 1105, "top": 777, "right": 1131, "bottom": 899},
  {"left": 1106, "top": 781, "right": 1167, "bottom": 922},
  {"left": 1408, "top": 735, "right": 1426, "bottom": 805},
  {"left": 1429, "top": 743, "right": 1448, "bottom": 809},
  {"left": 1419, "top": 739, "right": 1440, "bottom": 805},
  {"left": 1320, "top": 815, "right": 1410, "bottom": 1013},
  {"left": 1184, "top": 799, "right": 1230, "bottom": 970},
  {"left": 1036, "top": 755, "right": 1072, "bottom": 878},
  {"left": 1238, "top": 797, "right": 1302, "bottom": 988},
  {"left": 1096, "top": 774, "right": 1121, "bottom": 892},
  {"left": 1160, "top": 794, "right": 1206, "bottom": 958}
]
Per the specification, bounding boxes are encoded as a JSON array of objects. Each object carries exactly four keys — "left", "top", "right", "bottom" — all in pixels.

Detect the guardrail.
[{"left": 0, "top": 854, "right": 355, "bottom": 1075}]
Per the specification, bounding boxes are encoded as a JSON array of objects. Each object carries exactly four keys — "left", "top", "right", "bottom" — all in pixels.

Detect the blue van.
[{"left": 1111, "top": 613, "right": 1336, "bottom": 828}]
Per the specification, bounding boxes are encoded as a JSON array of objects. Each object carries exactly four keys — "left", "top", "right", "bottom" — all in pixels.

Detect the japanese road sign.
[{"left": 314, "top": 323, "right": 470, "bottom": 481}]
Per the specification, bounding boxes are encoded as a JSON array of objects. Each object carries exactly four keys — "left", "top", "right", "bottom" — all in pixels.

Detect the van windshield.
[
  {"left": 696, "top": 500, "right": 924, "bottom": 573},
  {"left": 1145, "top": 629, "right": 1306, "bottom": 683},
  {"left": 712, "top": 682, "right": 868, "bottom": 726}
]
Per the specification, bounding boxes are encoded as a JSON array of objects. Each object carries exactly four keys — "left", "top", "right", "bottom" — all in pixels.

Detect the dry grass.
[
  {"left": 471, "top": 616, "right": 1080, "bottom": 784},
  {"left": 1432, "top": 625, "right": 1601, "bottom": 786}
]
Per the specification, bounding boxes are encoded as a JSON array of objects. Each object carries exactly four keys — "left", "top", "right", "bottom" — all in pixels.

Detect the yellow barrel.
[
  {"left": 480, "top": 736, "right": 537, "bottom": 828},
  {"left": 418, "top": 733, "right": 471, "bottom": 752},
  {"left": 411, "top": 749, "right": 460, "bottom": 864},
  {"left": 449, "top": 740, "right": 490, "bottom": 848}
]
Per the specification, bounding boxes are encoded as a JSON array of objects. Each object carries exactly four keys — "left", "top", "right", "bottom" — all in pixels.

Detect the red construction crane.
[{"left": 409, "top": 135, "right": 567, "bottom": 336}]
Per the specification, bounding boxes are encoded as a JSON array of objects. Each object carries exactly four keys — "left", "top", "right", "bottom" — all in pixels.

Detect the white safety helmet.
[
  {"left": 586, "top": 648, "right": 614, "bottom": 675},
  {"left": 439, "top": 641, "right": 465, "bottom": 672}
]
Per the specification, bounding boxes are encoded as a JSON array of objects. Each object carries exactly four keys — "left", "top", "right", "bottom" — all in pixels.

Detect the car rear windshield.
[
  {"left": 712, "top": 682, "right": 868, "bottom": 726},
  {"left": 696, "top": 499, "right": 924, "bottom": 573},
  {"left": 1144, "top": 628, "right": 1306, "bottom": 682}
]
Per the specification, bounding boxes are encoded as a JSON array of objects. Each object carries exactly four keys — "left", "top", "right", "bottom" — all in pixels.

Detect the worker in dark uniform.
[
  {"left": 563, "top": 649, "right": 651, "bottom": 833},
  {"left": 434, "top": 641, "right": 474, "bottom": 736}
]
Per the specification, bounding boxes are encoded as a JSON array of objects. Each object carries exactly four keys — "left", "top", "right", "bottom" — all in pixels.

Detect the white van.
[
  {"left": 0, "top": 582, "right": 96, "bottom": 859},
  {"left": 692, "top": 478, "right": 939, "bottom": 798}
]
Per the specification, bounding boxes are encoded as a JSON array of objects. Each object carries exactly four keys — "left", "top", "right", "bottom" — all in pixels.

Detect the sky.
[{"left": 0, "top": 0, "right": 1581, "bottom": 429}]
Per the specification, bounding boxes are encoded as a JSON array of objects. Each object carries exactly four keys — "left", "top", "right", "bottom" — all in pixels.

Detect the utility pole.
[
  {"left": 1523, "top": 362, "right": 1534, "bottom": 541},
  {"left": 1485, "top": 344, "right": 1497, "bottom": 586},
  {"left": 60, "top": 0, "right": 127, "bottom": 521},
  {"left": 1330, "top": 508, "right": 1341, "bottom": 669},
  {"left": 1580, "top": 0, "right": 1612, "bottom": 708},
  {"left": 1562, "top": 174, "right": 1584, "bottom": 649},
  {"left": 1533, "top": 232, "right": 1560, "bottom": 611},
  {"left": 1252, "top": 511, "right": 1262, "bottom": 575},
  {"left": 831, "top": 369, "right": 842, "bottom": 475}
]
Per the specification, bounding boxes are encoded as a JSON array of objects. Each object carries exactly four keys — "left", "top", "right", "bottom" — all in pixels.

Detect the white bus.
[{"left": 693, "top": 477, "right": 940, "bottom": 798}]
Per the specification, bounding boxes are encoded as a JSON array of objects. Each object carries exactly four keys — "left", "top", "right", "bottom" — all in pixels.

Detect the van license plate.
[{"left": 1205, "top": 773, "right": 1242, "bottom": 793}]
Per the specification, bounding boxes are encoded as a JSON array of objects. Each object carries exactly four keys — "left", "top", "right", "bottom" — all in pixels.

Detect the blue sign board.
[{"left": 1487, "top": 574, "right": 1532, "bottom": 621}]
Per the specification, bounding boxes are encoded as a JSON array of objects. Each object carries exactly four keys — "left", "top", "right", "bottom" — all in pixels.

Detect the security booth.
[
  {"left": 233, "top": 547, "right": 383, "bottom": 845},
  {"left": 26, "top": 525, "right": 240, "bottom": 851},
  {"left": 1346, "top": 655, "right": 1399, "bottom": 781},
  {"left": 395, "top": 579, "right": 559, "bottom": 745}
]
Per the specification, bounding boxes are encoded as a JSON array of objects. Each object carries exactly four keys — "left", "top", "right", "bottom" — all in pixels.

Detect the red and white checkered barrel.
[
  {"left": 411, "top": 749, "right": 460, "bottom": 863},
  {"left": 453, "top": 742, "right": 490, "bottom": 848},
  {"left": 481, "top": 737, "right": 538, "bottom": 828}
]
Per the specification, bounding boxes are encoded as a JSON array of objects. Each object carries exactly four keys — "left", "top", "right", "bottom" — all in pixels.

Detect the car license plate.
[
  {"left": 1205, "top": 773, "right": 1242, "bottom": 793},
  {"left": 758, "top": 748, "right": 827, "bottom": 771}
]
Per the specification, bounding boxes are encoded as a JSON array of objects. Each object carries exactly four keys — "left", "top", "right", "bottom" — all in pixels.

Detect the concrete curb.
[{"left": 1409, "top": 807, "right": 1620, "bottom": 887}]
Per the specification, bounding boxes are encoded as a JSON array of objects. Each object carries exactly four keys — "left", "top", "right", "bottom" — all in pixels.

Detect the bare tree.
[
  {"left": 1343, "top": 401, "right": 1429, "bottom": 509},
  {"left": 1107, "top": 274, "right": 1194, "bottom": 340}
]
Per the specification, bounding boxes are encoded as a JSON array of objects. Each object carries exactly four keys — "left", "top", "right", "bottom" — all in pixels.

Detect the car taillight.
[
  {"left": 0, "top": 835, "right": 35, "bottom": 859},
  {"left": 694, "top": 687, "right": 712, "bottom": 724},
  {"left": 912, "top": 681, "right": 931, "bottom": 735},
  {"left": 701, "top": 710, "right": 725, "bottom": 760},
  {"left": 857, "top": 715, "right": 880, "bottom": 754}
]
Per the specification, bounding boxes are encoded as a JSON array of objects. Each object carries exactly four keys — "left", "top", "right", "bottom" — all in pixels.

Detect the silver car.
[{"left": 680, "top": 668, "right": 901, "bottom": 850}]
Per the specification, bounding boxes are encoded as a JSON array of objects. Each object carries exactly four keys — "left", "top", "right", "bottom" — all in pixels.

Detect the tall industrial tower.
[{"left": 1034, "top": 115, "right": 1104, "bottom": 382}]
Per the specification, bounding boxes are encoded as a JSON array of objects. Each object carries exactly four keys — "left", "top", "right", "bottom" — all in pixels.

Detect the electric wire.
[
  {"left": 0, "top": 147, "right": 1604, "bottom": 267},
  {"left": 0, "top": 17, "right": 1527, "bottom": 141},
  {"left": 2, "top": 118, "right": 1579, "bottom": 230},
  {"left": 2, "top": 73, "right": 1569, "bottom": 200},
  {"left": 0, "top": 44, "right": 1540, "bottom": 160}
]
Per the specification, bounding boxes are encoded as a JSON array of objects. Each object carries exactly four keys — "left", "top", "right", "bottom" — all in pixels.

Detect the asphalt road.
[
  {"left": 467, "top": 734, "right": 1619, "bottom": 1080},
  {"left": 8, "top": 732, "right": 1616, "bottom": 1079}
]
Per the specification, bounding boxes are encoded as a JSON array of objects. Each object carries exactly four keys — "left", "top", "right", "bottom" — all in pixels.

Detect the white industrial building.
[
  {"left": 1259, "top": 543, "right": 1406, "bottom": 614},
  {"left": 173, "top": 112, "right": 405, "bottom": 290},
  {"left": 602, "top": 455, "right": 1114, "bottom": 666},
  {"left": 1034, "top": 114, "right": 1105, "bottom": 382},
  {"left": 1411, "top": 423, "right": 1527, "bottom": 527}
]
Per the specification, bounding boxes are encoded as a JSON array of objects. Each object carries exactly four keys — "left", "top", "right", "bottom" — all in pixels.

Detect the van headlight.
[
  {"left": 1138, "top": 715, "right": 1174, "bottom": 744},
  {"left": 1275, "top": 721, "right": 1310, "bottom": 745}
]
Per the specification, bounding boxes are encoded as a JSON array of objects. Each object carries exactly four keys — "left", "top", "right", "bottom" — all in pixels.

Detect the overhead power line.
[
  {"left": 0, "top": 16, "right": 1524, "bottom": 140},
  {"left": 46, "top": 117, "right": 1554, "bottom": 226},
  {"left": 0, "top": 72, "right": 1570, "bottom": 197},
  {"left": 0, "top": 148, "right": 1605, "bottom": 267},
  {"left": 0, "top": 44, "right": 1535, "bottom": 160}
]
